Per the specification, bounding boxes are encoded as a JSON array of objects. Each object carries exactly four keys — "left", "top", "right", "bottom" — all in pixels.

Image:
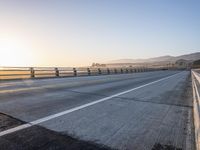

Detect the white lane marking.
[{"left": 0, "top": 71, "right": 184, "bottom": 137}]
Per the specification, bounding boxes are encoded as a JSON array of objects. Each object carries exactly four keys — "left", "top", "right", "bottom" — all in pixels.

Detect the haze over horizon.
[{"left": 0, "top": 0, "right": 200, "bottom": 67}]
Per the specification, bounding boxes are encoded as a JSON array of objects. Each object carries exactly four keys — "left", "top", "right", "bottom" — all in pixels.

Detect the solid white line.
[{"left": 0, "top": 71, "right": 183, "bottom": 137}]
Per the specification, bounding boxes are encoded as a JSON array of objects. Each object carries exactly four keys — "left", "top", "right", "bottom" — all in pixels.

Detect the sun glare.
[{"left": 0, "top": 37, "right": 34, "bottom": 67}]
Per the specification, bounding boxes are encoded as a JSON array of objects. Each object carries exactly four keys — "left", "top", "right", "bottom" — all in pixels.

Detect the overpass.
[{"left": 0, "top": 69, "right": 199, "bottom": 150}]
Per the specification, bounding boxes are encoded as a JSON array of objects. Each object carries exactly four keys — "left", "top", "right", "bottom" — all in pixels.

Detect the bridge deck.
[{"left": 0, "top": 71, "right": 195, "bottom": 150}]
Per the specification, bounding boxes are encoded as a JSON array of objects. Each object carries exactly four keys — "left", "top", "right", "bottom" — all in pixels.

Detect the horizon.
[
  {"left": 1, "top": 51, "right": 199, "bottom": 68},
  {"left": 0, "top": 0, "right": 200, "bottom": 67}
]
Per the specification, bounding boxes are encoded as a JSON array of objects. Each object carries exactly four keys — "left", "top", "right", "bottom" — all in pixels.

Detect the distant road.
[{"left": 0, "top": 71, "right": 195, "bottom": 150}]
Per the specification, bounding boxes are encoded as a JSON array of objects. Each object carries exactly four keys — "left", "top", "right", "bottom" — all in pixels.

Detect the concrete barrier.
[{"left": 192, "top": 70, "right": 200, "bottom": 150}]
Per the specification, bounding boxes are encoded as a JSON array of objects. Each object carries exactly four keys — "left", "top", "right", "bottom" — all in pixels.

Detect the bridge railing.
[
  {"left": 192, "top": 69, "right": 200, "bottom": 150},
  {"left": 0, "top": 66, "right": 161, "bottom": 80}
]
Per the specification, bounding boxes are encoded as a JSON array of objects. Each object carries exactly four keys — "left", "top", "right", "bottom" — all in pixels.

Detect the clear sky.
[{"left": 0, "top": 0, "right": 199, "bottom": 67}]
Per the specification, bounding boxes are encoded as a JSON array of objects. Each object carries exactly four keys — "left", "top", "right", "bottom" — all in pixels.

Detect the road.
[{"left": 0, "top": 71, "right": 195, "bottom": 150}]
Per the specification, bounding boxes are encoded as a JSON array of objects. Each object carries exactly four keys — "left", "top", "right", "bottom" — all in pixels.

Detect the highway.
[{"left": 0, "top": 71, "right": 195, "bottom": 150}]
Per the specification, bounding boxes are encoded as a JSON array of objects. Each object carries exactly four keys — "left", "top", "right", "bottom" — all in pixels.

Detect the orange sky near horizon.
[{"left": 0, "top": 35, "right": 96, "bottom": 67}]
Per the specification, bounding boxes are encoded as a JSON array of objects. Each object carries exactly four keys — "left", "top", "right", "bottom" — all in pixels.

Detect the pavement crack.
[
  {"left": 62, "top": 89, "right": 193, "bottom": 109},
  {"left": 63, "top": 89, "right": 108, "bottom": 97},
  {"left": 115, "top": 96, "right": 193, "bottom": 108}
]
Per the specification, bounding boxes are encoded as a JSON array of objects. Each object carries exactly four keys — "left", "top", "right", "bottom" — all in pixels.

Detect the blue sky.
[{"left": 0, "top": 0, "right": 200, "bottom": 66}]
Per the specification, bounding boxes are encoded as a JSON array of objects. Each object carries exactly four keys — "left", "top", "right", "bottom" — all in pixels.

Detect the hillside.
[{"left": 107, "top": 52, "right": 200, "bottom": 64}]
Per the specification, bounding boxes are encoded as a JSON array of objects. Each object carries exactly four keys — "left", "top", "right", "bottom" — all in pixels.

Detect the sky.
[{"left": 0, "top": 0, "right": 200, "bottom": 67}]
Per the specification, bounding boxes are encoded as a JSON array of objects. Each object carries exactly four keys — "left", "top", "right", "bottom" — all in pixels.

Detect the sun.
[{"left": 0, "top": 37, "right": 34, "bottom": 67}]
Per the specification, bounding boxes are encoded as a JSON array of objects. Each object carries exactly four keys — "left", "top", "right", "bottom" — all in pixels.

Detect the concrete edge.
[{"left": 192, "top": 70, "right": 200, "bottom": 150}]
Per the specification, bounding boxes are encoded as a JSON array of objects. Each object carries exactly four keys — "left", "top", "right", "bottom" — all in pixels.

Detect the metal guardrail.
[
  {"left": 192, "top": 69, "right": 200, "bottom": 150},
  {"left": 0, "top": 66, "right": 160, "bottom": 80}
]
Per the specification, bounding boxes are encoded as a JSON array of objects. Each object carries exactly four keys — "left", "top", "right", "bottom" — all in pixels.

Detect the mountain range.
[{"left": 107, "top": 52, "right": 200, "bottom": 64}]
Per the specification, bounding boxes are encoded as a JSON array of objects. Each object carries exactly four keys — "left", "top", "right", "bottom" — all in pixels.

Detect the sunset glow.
[{"left": 0, "top": 37, "right": 35, "bottom": 67}]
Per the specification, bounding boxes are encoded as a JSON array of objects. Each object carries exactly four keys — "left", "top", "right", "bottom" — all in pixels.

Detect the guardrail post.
[
  {"left": 107, "top": 68, "right": 110, "bottom": 74},
  {"left": 87, "top": 68, "right": 91, "bottom": 76},
  {"left": 114, "top": 68, "right": 117, "bottom": 74},
  {"left": 30, "top": 67, "right": 35, "bottom": 78},
  {"left": 73, "top": 68, "right": 77, "bottom": 76},
  {"left": 130, "top": 68, "right": 133, "bottom": 73},
  {"left": 55, "top": 68, "right": 59, "bottom": 77},
  {"left": 121, "top": 68, "right": 123, "bottom": 74},
  {"left": 98, "top": 68, "right": 101, "bottom": 75}
]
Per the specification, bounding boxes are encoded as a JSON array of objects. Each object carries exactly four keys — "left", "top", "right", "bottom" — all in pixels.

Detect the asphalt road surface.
[{"left": 0, "top": 71, "right": 195, "bottom": 150}]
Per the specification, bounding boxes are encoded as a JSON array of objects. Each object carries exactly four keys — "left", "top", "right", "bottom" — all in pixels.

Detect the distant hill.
[
  {"left": 107, "top": 52, "right": 200, "bottom": 64},
  {"left": 175, "top": 52, "right": 200, "bottom": 61}
]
